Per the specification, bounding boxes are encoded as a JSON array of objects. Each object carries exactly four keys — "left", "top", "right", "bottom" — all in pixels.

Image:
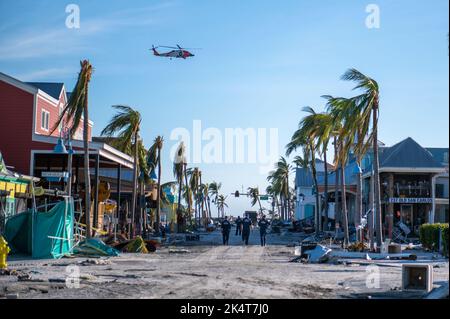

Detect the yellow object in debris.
[{"left": 0, "top": 236, "right": 11, "bottom": 269}]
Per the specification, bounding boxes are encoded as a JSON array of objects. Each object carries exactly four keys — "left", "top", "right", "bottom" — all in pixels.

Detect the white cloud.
[
  {"left": 0, "top": 1, "right": 176, "bottom": 60},
  {"left": 14, "top": 67, "right": 78, "bottom": 81}
]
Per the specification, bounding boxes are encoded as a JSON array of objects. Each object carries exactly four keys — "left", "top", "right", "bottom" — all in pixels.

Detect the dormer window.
[{"left": 41, "top": 109, "right": 50, "bottom": 131}]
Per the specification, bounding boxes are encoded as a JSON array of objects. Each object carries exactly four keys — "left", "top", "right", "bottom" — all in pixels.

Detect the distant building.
[{"left": 294, "top": 137, "right": 448, "bottom": 238}]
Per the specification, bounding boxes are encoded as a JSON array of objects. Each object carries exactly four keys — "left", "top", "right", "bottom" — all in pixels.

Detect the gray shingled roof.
[
  {"left": 379, "top": 137, "right": 443, "bottom": 168},
  {"left": 26, "top": 82, "right": 64, "bottom": 100}
]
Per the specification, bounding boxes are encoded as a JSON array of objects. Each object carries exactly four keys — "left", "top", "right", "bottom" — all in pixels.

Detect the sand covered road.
[{"left": 1, "top": 230, "right": 448, "bottom": 299}]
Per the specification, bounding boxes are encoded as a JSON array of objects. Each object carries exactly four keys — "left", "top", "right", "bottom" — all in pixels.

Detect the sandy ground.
[{"left": 1, "top": 229, "right": 448, "bottom": 299}]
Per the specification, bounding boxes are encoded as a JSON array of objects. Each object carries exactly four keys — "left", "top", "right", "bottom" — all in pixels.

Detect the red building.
[
  {"left": 0, "top": 72, "right": 136, "bottom": 229},
  {"left": 0, "top": 72, "right": 96, "bottom": 175}
]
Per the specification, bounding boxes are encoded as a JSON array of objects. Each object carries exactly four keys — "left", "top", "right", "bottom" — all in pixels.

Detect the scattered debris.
[
  {"left": 169, "top": 248, "right": 190, "bottom": 254},
  {"left": 123, "top": 236, "right": 149, "bottom": 253},
  {"left": 292, "top": 245, "right": 332, "bottom": 263},
  {"left": 74, "top": 238, "right": 120, "bottom": 257},
  {"left": 79, "top": 259, "right": 112, "bottom": 266},
  {"left": 348, "top": 242, "right": 368, "bottom": 252}
]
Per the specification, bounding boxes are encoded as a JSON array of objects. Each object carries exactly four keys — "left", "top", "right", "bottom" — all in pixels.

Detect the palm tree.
[
  {"left": 101, "top": 105, "right": 142, "bottom": 237},
  {"left": 209, "top": 181, "right": 222, "bottom": 218},
  {"left": 247, "top": 187, "right": 263, "bottom": 215},
  {"left": 267, "top": 157, "right": 292, "bottom": 220},
  {"left": 324, "top": 96, "right": 354, "bottom": 246},
  {"left": 51, "top": 60, "right": 93, "bottom": 238},
  {"left": 216, "top": 194, "right": 228, "bottom": 218},
  {"left": 188, "top": 167, "right": 200, "bottom": 226},
  {"left": 341, "top": 68, "right": 382, "bottom": 248},
  {"left": 173, "top": 142, "right": 187, "bottom": 232},
  {"left": 148, "top": 136, "right": 164, "bottom": 235},
  {"left": 286, "top": 107, "right": 322, "bottom": 234},
  {"left": 201, "top": 183, "right": 212, "bottom": 224}
]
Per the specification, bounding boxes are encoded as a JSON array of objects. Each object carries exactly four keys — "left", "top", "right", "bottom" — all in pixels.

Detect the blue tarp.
[{"left": 4, "top": 199, "right": 74, "bottom": 259}]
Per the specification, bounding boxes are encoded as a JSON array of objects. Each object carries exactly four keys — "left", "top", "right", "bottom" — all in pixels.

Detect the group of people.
[{"left": 220, "top": 214, "right": 270, "bottom": 247}]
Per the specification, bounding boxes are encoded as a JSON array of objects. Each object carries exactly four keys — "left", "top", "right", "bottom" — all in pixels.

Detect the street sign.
[{"left": 259, "top": 195, "right": 269, "bottom": 201}]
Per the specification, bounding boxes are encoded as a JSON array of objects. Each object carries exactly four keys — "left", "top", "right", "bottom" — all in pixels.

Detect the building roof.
[
  {"left": 426, "top": 148, "right": 449, "bottom": 166},
  {"left": 378, "top": 137, "right": 443, "bottom": 169},
  {"left": 25, "top": 82, "right": 64, "bottom": 100}
]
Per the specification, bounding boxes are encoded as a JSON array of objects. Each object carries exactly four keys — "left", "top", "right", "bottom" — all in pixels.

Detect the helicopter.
[{"left": 151, "top": 44, "right": 198, "bottom": 60}]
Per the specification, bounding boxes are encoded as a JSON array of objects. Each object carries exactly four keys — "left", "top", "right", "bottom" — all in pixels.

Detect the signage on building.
[
  {"left": 388, "top": 197, "right": 432, "bottom": 204},
  {"left": 42, "top": 171, "right": 68, "bottom": 182}
]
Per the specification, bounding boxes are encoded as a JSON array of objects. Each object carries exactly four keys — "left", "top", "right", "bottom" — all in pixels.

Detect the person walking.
[
  {"left": 241, "top": 215, "right": 252, "bottom": 245},
  {"left": 221, "top": 216, "right": 231, "bottom": 245},
  {"left": 258, "top": 215, "right": 270, "bottom": 247},
  {"left": 235, "top": 216, "right": 243, "bottom": 236}
]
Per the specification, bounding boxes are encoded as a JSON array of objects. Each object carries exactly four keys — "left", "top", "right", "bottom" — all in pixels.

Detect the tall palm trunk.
[
  {"left": 177, "top": 164, "right": 183, "bottom": 233},
  {"left": 207, "top": 196, "right": 212, "bottom": 222},
  {"left": 341, "top": 163, "right": 350, "bottom": 247},
  {"left": 372, "top": 103, "right": 383, "bottom": 248},
  {"left": 311, "top": 154, "right": 320, "bottom": 235},
  {"left": 155, "top": 147, "right": 162, "bottom": 235},
  {"left": 83, "top": 97, "right": 91, "bottom": 238},
  {"left": 183, "top": 164, "right": 191, "bottom": 225},
  {"left": 334, "top": 137, "right": 341, "bottom": 233},
  {"left": 131, "top": 133, "right": 139, "bottom": 237},
  {"left": 356, "top": 159, "right": 363, "bottom": 242},
  {"left": 323, "top": 150, "right": 329, "bottom": 231},
  {"left": 286, "top": 176, "right": 290, "bottom": 220}
]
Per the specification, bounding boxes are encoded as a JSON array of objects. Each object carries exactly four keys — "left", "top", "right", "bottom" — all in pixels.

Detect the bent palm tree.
[
  {"left": 51, "top": 60, "right": 93, "bottom": 238},
  {"left": 341, "top": 68, "right": 382, "bottom": 247},
  {"left": 209, "top": 181, "right": 222, "bottom": 218},
  {"left": 101, "top": 105, "right": 142, "bottom": 237},
  {"left": 148, "top": 136, "right": 164, "bottom": 235},
  {"left": 286, "top": 107, "right": 321, "bottom": 234},
  {"left": 248, "top": 187, "right": 263, "bottom": 215},
  {"left": 216, "top": 195, "right": 228, "bottom": 218},
  {"left": 173, "top": 142, "right": 187, "bottom": 232}
]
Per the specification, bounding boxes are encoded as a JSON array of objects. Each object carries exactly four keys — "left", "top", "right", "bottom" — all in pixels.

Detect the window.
[
  {"left": 41, "top": 110, "right": 50, "bottom": 131},
  {"left": 436, "top": 184, "right": 445, "bottom": 198}
]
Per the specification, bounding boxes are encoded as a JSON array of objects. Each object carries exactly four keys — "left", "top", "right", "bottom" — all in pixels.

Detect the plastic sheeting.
[{"left": 4, "top": 199, "right": 74, "bottom": 259}]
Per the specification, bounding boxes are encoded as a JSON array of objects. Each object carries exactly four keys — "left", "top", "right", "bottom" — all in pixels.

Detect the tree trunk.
[
  {"left": 130, "top": 133, "right": 139, "bottom": 238},
  {"left": 83, "top": 98, "right": 91, "bottom": 238},
  {"left": 286, "top": 176, "right": 291, "bottom": 221},
  {"left": 183, "top": 164, "right": 191, "bottom": 226},
  {"left": 356, "top": 160, "right": 363, "bottom": 242},
  {"left": 341, "top": 162, "right": 350, "bottom": 247},
  {"left": 155, "top": 148, "right": 162, "bottom": 235},
  {"left": 311, "top": 154, "right": 320, "bottom": 235},
  {"left": 323, "top": 149, "right": 329, "bottom": 231},
  {"left": 177, "top": 164, "right": 183, "bottom": 233},
  {"left": 334, "top": 136, "right": 341, "bottom": 233},
  {"left": 373, "top": 104, "right": 383, "bottom": 249}
]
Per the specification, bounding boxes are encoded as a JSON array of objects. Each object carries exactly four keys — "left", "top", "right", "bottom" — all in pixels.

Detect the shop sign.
[{"left": 388, "top": 197, "right": 432, "bottom": 204}]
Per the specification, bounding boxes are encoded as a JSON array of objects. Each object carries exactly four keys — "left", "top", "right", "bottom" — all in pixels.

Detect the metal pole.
[
  {"left": 115, "top": 164, "right": 121, "bottom": 242},
  {"left": 93, "top": 153, "right": 100, "bottom": 229}
]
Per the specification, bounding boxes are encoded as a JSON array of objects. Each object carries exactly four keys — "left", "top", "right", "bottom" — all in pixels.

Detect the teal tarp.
[{"left": 4, "top": 200, "right": 74, "bottom": 259}]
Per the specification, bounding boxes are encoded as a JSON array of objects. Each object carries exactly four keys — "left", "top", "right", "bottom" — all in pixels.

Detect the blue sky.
[{"left": 0, "top": 0, "right": 448, "bottom": 216}]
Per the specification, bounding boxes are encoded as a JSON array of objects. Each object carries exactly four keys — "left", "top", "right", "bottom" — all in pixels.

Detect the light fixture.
[{"left": 53, "top": 136, "right": 68, "bottom": 154}]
